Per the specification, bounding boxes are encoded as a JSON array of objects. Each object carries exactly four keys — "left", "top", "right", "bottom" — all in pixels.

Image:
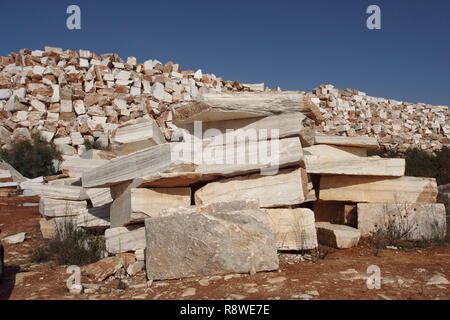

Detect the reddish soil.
[{"left": 0, "top": 201, "right": 449, "bottom": 300}]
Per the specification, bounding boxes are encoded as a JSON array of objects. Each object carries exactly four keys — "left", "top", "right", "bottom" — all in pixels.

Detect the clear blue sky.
[{"left": 1, "top": 0, "right": 449, "bottom": 106}]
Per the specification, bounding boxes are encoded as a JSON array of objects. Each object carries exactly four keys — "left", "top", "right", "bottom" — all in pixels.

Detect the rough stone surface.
[
  {"left": 264, "top": 208, "right": 318, "bottom": 251},
  {"left": 195, "top": 168, "right": 308, "bottom": 208},
  {"left": 39, "top": 198, "right": 88, "bottom": 217},
  {"left": 110, "top": 187, "right": 191, "bottom": 227},
  {"left": 105, "top": 225, "right": 146, "bottom": 254},
  {"left": 319, "top": 176, "right": 438, "bottom": 204},
  {"left": 357, "top": 203, "right": 447, "bottom": 240},
  {"left": 145, "top": 210, "right": 279, "bottom": 280},
  {"left": 2, "top": 232, "right": 26, "bottom": 244}
]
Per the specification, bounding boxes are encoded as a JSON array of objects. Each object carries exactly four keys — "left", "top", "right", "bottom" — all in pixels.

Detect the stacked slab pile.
[
  {"left": 22, "top": 174, "right": 114, "bottom": 239},
  {"left": 79, "top": 92, "right": 324, "bottom": 280},
  {"left": 0, "top": 165, "right": 40, "bottom": 207},
  {"left": 307, "top": 135, "right": 446, "bottom": 245},
  {"left": 0, "top": 169, "right": 18, "bottom": 197}
]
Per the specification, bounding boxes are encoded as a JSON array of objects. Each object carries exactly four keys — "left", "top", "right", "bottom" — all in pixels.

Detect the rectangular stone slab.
[
  {"left": 195, "top": 167, "right": 308, "bottom": 208},
  {"left": 319, "top": 176, "right": 438, "bottom": 204},
  {"left": 304, "top": 157, "right": 405, "bottom": 176},
  {"left": 195, "top": 137, "right": 303, "bottom": 177},
  {"left": 180, "top": 113, "right": 310, "bottom": 145},
  {"left": 40, "top": 217, "right": 77, "bottom": 239},
  {"left": 81, "top": 143, "right": 194, "bottom": 188},
  {"left": 314, "top": 135, "right": 379, "bottom": 149},
  {"left": 173, "top": 92, "right": 314, "bottom": 125},
  {"left": 39, "top": 198, "right": 88, "bottom": 217},
  {"left": 264, "top": 208, "right": 318, "bottom": 251},
  {"left": 61, "top": 158, "right": 109, "bottom": 178},
  {"left": 0, "top": 169, "right": 12, "bottom": 182},
  {"left": 105, "top": 225, "right": 146, "bottom": 254},
  {"left": 107, "top": 137, "right": 303, "bottom": 188},
  {"left": 315, "top": 222, "right": 361, "bottom": 249},
  {"left": 110, "top": 187, "right": 191, "bottom": 227},
  {"left": 303, "top": 144, "right": 367, "bottom": 159},
  {"left": 357, "top": 203, "right": 446, "bottom": 240},
  {"left": 145, "top": 210, "right": 279, "bottom": 280},
  {"left": 23, "top": 184, "right": 88, "bottom": 201}
]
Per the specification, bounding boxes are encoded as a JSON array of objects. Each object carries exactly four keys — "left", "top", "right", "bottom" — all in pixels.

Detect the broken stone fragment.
[
  {"left": 110, "top": 119, "right": 166, "bottom": 156},
  {"left": 85, "top": 188, "right": 113, "bottom": 207},
  {"left": 2, "top": 232, "right": 26, "bottom": 244},
  {"left": 315, "top": 223, "right": 361, "bottom": 249},
  {"left": 110, "top": 187, "right": 191, "bottom": 227},
  {"left": 105, "top": 225, "right": 146, "bottom": 254}
]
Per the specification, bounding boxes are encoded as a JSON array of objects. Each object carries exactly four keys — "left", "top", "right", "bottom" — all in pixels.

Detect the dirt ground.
[{"left": 0, "top": 200, "right": 449, "bottom": 300}]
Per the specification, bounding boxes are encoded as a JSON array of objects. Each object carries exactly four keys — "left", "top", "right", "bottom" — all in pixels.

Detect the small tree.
[{"left": 0, "top": 134, "right": 62, "bottom": 178}]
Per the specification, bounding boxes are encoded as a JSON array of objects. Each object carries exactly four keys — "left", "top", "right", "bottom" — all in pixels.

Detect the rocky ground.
[{"left": 0, "top": 203, "right": 449, "bottom": 300}]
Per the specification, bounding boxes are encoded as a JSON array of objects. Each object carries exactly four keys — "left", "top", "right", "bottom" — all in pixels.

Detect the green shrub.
[
  {"left": 0, "top": 134, "right": 61, "bottom": 179},
  {"left": 83, "top": 138, "right": 106, "bottom": 151},
  {"left": 31, "top": 222, "right": 105, "bottom": 266},
  {"left": 368, "top": 147, "right": 450, "bottom": 185}
]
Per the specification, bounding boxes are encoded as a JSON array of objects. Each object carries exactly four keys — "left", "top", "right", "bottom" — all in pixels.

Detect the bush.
[
  {"left": 31, "top": 222, "right": 105, "bottom": 266},
  {"left": 83, "top": 138, "right": 106, "bottom": 151},
  {"left": 368, "top": 147, "right": 450, "bottom": 185},
  {"left": 0, "top": 134, "right": 61, "bottom": 179}
]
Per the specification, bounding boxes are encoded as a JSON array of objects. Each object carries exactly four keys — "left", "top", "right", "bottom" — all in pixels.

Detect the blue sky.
[{"left": 1, "top": 0, "right": 449, "bottom": 106}]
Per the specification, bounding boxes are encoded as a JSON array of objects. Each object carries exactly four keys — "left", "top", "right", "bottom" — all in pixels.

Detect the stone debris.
[
  {"left": 126, "top": 261, "right": 145, "bottom": 276},
  {"left": 105, "top": 225, "right": 146, "bottom": 254},
  {"left": 426, "top": 274, "right": 449, "bottom": 286},
  {"left": 2, "top": 232, "right": 26, "bottom": 244}
]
